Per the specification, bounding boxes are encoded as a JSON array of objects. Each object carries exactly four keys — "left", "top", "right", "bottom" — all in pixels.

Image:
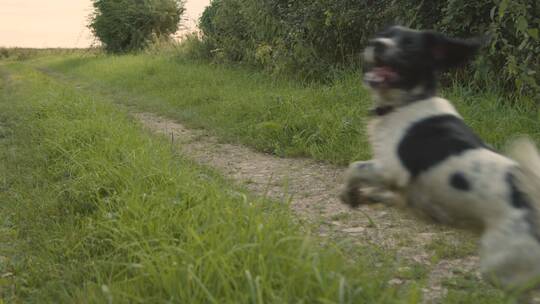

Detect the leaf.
[
  {"left": 490, "top": 6, "right": 497, "bottom": 21},
  {"left": 516, "top": 16, "right": 528, "bottom": 34},
  {"left": 498, "top": 0, "right": 509, "bottom": 20},
  {"left": 528, "top": 28, "right": 539, "bottom": 40}
]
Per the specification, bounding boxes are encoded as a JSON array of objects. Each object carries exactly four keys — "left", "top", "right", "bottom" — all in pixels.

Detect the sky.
[{"left": 0, "top": 0, "right": 210, "bottom": 48}]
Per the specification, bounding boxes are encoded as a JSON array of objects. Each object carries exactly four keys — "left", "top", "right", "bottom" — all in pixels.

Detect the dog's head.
[{"left": 363, "top": 26, "right": 481, "bottom": 107}]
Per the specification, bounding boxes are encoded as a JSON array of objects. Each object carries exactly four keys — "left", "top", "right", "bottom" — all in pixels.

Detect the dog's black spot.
[
  {"left": 398, "top": 115, "right": 487, "bottom": 178},
  {"left": 450, "top": 172, "right": 470, "bottom": 191},
  {"left": 507, "top": 172, "right": 531, "bottom": 209},
  {"left": 354, "top": 162, "right": 370, "bottom": 170},
  {"left": 506, "top": 172, "right": 540, "bottom": 243}
]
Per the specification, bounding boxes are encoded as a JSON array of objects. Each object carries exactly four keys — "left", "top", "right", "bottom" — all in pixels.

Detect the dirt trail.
[{"left": 133, "top": 112, "right": 483, "bottom": 302}]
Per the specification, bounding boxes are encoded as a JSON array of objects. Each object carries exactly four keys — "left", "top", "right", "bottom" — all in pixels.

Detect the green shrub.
[
  {"left": 89, "top": 0, "right": 185, "bottom": 53},
  {"left": 0, "top": 48, "right": 10, "bottom": 59},
  {"left": 178, "top": 32, "right": 213, "bottom": 60},
  {"left": 197, "top": 0, "right": 539, "bottom": 98},
  {"left": 438, "top": 0, "right": 539, "bottom": 98},
  {"left": 12, "top": 48, "right": 40, "bottom": 61},
  {"left": 487, "top": 0, "right": 539, "bottom": 97}
]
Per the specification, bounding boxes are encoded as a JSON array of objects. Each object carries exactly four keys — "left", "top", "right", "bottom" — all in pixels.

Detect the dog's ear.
[{"left": 423, "top": 31, "right": 481, "bottom": 70}]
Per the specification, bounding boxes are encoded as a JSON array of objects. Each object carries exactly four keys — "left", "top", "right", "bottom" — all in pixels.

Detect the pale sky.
[{"left": 0, "top": 0, "right": 210, "bottom": 48}]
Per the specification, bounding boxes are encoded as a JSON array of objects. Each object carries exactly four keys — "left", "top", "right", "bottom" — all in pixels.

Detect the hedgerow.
[{"left": 198, "top": 0, "right": 539, "bottom": 99}]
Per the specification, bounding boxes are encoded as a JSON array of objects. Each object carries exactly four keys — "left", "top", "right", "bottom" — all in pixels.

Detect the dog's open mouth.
[{"left": 364, "top": 66, "right": 399, "bottom": 89}]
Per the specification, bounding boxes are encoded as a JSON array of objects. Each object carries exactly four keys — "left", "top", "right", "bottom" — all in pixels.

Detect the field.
[{"left": 1, "top": 50, "right": 538, "bottom": 303}]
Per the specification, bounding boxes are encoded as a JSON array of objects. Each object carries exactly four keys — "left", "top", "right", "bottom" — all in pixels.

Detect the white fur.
[
  {"left": 374, "top": 37, "right": 396, "bottom": 48},
  {"left": 480, "top": 210, "right": 540, "bottom": 288},
  {"left": 481, "top": 138, "right": 540, "bottom": 288},
  {"left": 367, "top": 97, "right": 460, "bottom": 187},
  {"left": 364, "top": 38, "right": 399, "bottom": 67},
  {"left": 343, "top": 97, "right": 540, "bottom": 289},
  {"left": 363, "top": 46, "right": 375, "bottom": 64}
]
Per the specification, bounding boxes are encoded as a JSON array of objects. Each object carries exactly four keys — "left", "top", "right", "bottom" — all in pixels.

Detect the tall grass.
[
  {"left": 37, "top": 53, "right": 540, "bottom": 166},
  {"left": 0, "top": 62, "right": 425, "bottom": 302},
  {"left": 0, "top": 52, "right": 518, "bottom": 303}
]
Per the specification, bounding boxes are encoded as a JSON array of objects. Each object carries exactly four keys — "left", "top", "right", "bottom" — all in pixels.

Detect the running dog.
[{"left": 340, "top": 26, "right": 540, "bottom": 289}]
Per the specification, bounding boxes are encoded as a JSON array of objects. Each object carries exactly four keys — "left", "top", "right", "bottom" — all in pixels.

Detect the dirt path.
[{"left": 133, "top": 111, "right": 483, "bottom": 302}]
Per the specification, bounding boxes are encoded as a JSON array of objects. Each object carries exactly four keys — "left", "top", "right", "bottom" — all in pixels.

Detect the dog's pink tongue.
[
  {"left": 365, "top": 67, "right": 398, "bottom": 86},
  {"left": 373, "top": 66, "right": 398, "bottom": 82}
]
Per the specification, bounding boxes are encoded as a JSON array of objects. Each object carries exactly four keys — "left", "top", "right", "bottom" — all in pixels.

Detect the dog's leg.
[{"left": 340, "top": 160, "right": 393, "bottom": 208}]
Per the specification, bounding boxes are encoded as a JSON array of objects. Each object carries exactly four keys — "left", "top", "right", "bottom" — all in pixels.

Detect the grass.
[
  {"left": 0, "top": 50, "right": 525, "bottom": 302},
  {"left": 0, "top": 61, "right": 429, "bottom": 303},
  {"left": 442, "top": 274, "right": 509, "bottom": 304},
  {"left": 425, "top": 236, "right": 477, "bottom": 261},
  {"left": 35, "top": 54, "right": 374, "bottom": 164},
  {"left": 31, "top": 52, "right": 540, "bottom": 166}
]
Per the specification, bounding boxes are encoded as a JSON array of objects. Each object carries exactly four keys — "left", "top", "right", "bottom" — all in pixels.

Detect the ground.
[
  {"left": 2, "top": 53, "right": 532, "bottom": 302},
  {"left": 134, "top": 111, "right": 483, "bottom": 302}
]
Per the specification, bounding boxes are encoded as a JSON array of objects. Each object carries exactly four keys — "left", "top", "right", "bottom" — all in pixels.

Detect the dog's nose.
[{"left": 368, "top": 39, "right": 387, "bottom": 53}]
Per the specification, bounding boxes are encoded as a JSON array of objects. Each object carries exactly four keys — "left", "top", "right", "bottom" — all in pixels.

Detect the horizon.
[{"left": 0, "top": 0, "right": 209, "bottom": 48}]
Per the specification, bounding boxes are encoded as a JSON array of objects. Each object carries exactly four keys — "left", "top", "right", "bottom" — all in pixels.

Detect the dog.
[{"left": 340, "top": 26, "right": 540, "bottom": 289}]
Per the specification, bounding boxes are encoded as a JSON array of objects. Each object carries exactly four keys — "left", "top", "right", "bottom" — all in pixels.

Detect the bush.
[
  {"left": 198, "top": 0, "right": 539, "bottom": 98},
  {"left": 0, "top": 48, "right": 10, "bottom": 59},
  {"left": 487, "top": 0, "right": 539, "bottom": 97},
  {"left": 176, "top": 32, "right": 213, "bottom": 60},
  {"left": 438, "top": 0, "right": 539, "bottom": 98},
  {"left": 89, "top": 0, "right": 185, "bottom": 53}
]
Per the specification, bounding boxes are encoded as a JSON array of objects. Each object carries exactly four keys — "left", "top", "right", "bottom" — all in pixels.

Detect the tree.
[{"left": 90, "top": 0, "right": 185, "bottom": 53}]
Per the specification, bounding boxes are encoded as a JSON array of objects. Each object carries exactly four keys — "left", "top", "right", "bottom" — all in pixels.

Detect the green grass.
[
  {"left": 36, "top": 54, "right": 374, "bottom": 165},
  {"left": 0, "top": 61, "right": 428, "bottom": 303},
  {"left": 425, "top": 236, "right": 477, "bottom": 261},
  {"left": 442, "top": 274, "right": 510, "bottom": 304},
  {"left": 32, "top": 53, "right": 540, "bottom": 166},
  {"left": 0, "top": 51, "right": 526, "bottom": 303}
]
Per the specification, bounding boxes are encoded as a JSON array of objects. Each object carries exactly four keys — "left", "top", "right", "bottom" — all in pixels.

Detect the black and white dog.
[{"left": 340, "top": 26, "right": 540, "bottom": 289}]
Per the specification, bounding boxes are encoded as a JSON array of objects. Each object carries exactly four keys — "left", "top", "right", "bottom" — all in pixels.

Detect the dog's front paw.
[
  {"left": 340, "top": 186, "right": 397, "bottom": 208},
  {"left": 339, "top": 186, "right": 364, "bottom": 208}
]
